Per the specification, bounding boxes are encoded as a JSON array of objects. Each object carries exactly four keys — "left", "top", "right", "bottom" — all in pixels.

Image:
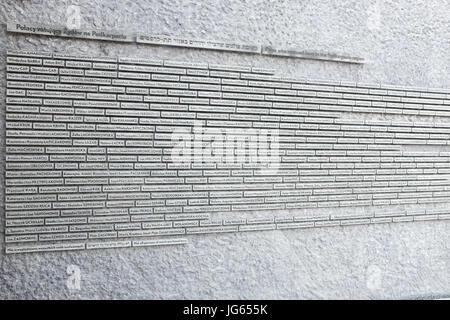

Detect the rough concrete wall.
[{"left": 0, "top": 0, "right": 449, "bottom": 299}]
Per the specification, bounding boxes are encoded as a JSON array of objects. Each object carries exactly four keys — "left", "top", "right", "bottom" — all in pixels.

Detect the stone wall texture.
[{"left": 1, "top": 0, "right": 449, "bottom": 299}]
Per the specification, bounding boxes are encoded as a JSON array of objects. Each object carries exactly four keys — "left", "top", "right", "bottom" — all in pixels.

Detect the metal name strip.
[{"left": 7, "top": 21, "right": 364, "bottom": 64}]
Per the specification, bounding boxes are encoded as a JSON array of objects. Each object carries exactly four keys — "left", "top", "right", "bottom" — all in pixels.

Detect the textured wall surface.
[{"left": 1, "top": 0, "right": 449, "bottom": 299}]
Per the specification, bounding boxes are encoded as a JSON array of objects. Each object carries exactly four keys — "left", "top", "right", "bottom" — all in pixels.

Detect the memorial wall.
[
  {"left": 1, "top": 0, "right": 449, "bottom": 299},
  {"left": 5, "top": 49, "right": 450, "bottom": 254}
]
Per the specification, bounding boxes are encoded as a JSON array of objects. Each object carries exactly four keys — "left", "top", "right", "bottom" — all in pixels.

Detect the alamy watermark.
[
  {"left": 366, "top": 264, "right": 382, "bottom": 291},
  {"left": 367, "top": 2, "right": 382, "bottom": 31},
  {"left": 171, "top": 123, "right": 280, "bottom": 173},
  {"left": 66, "top": 264, "right": 81, "bottom": 291},
  {"left": 66, "top": 5, "right": 82, "bottom": 30}
]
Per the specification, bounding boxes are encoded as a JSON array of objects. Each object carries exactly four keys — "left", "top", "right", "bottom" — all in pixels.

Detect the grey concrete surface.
[{"left": 0, "top": 0, "right": 449, "bottom": 299}]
